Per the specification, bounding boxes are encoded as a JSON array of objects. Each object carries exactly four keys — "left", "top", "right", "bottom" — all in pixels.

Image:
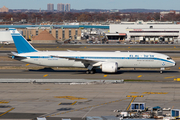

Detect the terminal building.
[
  {"left": 2, "top": 21, "right": 180, "bottom": 44},
  {"left": 18, "top": 27, "right": 82, "bottom": 43},
  {"left": 0, "top": 25, "right": 109, "bottom": 43},
  {"left": 107, "top": 20, "right": 180, "bottom": 44}
]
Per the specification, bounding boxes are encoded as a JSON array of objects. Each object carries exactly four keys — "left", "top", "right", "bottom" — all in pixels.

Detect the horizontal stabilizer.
[{"left": 8, "top": 52, "right": 27, "bottom": 60}]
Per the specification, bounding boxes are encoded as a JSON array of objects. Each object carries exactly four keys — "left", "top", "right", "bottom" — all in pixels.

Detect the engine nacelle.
[{"left": 101, "top": 62, "right": 118, "bottom": 73}]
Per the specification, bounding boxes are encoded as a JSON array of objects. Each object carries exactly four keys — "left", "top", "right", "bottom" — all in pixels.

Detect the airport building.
[
  {"left": 108, "top": 20, "right": 180, "bottom": 44},
  {"left": 17, "top": 27, "right": 82, "bottom": 43},
  {"left": 2, "top": 21, "right": 180, "bottom": 44},
  {"left": 0, "top": 25, "right": 108, "bottom": 43}
]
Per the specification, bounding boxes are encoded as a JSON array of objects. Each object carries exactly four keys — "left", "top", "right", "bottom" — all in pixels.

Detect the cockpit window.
[{"left": 167, "top": 57, "right": 172, "bottom": 60}]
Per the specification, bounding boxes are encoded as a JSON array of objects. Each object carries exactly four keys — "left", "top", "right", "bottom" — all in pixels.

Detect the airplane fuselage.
[{"left": 16, "top": 51, "right": 176, "bottom": 68}]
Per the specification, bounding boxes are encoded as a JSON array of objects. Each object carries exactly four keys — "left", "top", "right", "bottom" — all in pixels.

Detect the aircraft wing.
[{"left": 51, "top": 55, "right": 102, "bottom": 64}]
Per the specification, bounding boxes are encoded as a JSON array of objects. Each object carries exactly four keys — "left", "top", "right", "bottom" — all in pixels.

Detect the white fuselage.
[{"left": 16, "top": 51, "right": 176, "bottom": 68}]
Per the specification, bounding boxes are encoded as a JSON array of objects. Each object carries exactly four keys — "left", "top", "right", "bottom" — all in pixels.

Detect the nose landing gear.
[{"left": 160, "top": 68, "right": 165, "bottom": 74}]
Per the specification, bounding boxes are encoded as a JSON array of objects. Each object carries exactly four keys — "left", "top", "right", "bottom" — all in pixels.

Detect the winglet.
[{"left": 9, "top": 28, "right": 38, "bottom": 54}]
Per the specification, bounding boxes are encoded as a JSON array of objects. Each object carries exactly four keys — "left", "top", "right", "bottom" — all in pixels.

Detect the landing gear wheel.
[
  {"left": 90, "top": 70, "right": 94, "bottom": 74},
  {"left": 86, "top": 70, "right": 95, "bottom": 74},
  {"left": 160, "top": 68, "right": 164, "bottom": 74},
  {"left": 86, "top": 70, "right": 90, "bottom": 74}
]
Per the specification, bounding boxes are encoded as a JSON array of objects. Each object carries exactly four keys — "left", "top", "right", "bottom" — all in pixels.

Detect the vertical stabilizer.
[{"left": 9, "top": 28, "right": 38, "bottom": 54}]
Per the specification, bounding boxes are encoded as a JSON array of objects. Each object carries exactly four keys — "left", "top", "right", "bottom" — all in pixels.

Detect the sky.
[{"left": 1, "top": 0, "right": 180, "bottom": 10}]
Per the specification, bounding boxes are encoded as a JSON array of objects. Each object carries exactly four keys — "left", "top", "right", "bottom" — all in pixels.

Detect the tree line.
[{"left": 0, "top": 12, "right": 180, "bottom": 24}]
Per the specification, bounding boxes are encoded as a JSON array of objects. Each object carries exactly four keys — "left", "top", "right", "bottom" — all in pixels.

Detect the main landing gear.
[
  {"left": 86, "top": 69, "right": 96, "bottom": 74},
  {"left": 86, "top": 64, "right": 96, "bottom": 74}
]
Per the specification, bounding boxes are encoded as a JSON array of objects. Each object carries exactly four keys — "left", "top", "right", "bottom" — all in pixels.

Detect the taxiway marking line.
[
  {"left": 137, "top": 75, "right": 142, "bottom": 78},
  {"left": 143, "top": 92, "right": 168, "bottom": 95},
  {"left": 54, "top": 96, "right": 87, "bottom": 100},
  {"left": 104, "top": 75, "right": 107, "bottom": 77},
  {"left": 174, "top": 78, "right": 180, "bottom": 81},
  {"left": 164, "top": 76, "right": 175, "bottom": 79},
  {"left": 71, "top": 101, "right": 77, "bottom": 105},
  {"left": 126, "top": 97, "right": 136, "bottom": 111},
  {"left": 26, "top": 64, "right": 30, "bottom": 66},
  {"left": 0, "top": 108, "right": 15, "bottom": 117},
  {"left": 0, "top": 101, "right": 9, "bottom": 104},
  {"left": 43, "top": 74, "right": 48, "bottom": 77},
  {"left": 127, "top": 95, "right": 144, "bottom": 97}
]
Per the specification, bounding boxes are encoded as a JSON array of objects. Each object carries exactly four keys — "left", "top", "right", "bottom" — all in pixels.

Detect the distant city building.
[
  {"left": 47, "top": 3, "right": 54, "bottom": 11},
  {"left": 0, "top": 6, "right": 9, "bottom": 12},
  {"left": 65, "top": 4, "right": 71, "bottom": 12},
  {"left": 110, "top": 9, "right": 119, "bottom": 13},
  {"left": 57, "top": 3, "right": 65, "bottom": 12},
  {"left": 160, "top": 10, "right": 180, "bottom": 15}
]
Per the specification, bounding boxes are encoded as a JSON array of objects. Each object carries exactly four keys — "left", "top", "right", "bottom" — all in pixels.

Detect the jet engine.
[{"left": 101, "top": 62, "right": 118, "bottom": 73}]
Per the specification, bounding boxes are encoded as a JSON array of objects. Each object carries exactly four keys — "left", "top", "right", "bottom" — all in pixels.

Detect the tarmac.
[
  {"left": 0, "top": 82, "right": 179, "bottom": 119},
  {"left": 0, "top": 60, "right": 180, "bottom": 81},
  {"left": 0, "top": 45, "right": 180, "bottom": 119}
]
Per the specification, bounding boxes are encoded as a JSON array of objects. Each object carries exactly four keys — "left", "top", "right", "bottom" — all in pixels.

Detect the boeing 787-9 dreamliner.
[{"left": 9, "top": 28, "right": 176, "bottom": 74}]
